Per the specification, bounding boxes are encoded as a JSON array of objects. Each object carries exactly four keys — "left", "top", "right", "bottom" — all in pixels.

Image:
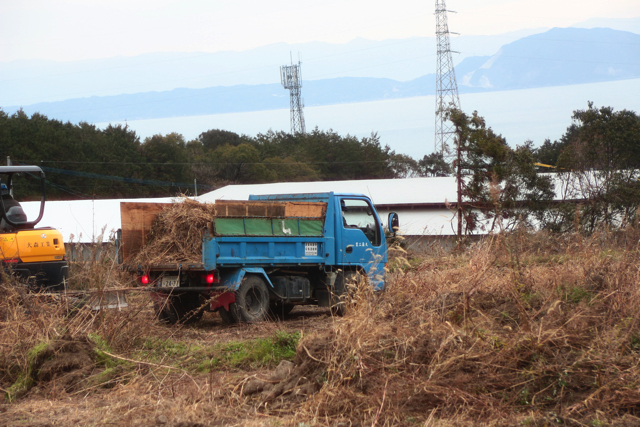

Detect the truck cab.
[{"left": 247, "top": 192, "right": 387, "bottom": 290}]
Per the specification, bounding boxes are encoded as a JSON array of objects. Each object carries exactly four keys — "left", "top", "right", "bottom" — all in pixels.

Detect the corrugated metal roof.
[
  {"left": 198, "top": 177, "right": 457, "bottom": 206},
  {"left": 15, "top": 174, "right": 580, "bottom": 242}
]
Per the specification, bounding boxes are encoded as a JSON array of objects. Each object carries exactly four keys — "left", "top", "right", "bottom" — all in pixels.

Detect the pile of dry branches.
[{"left": 133, "top": 198, "right": 216, "bottom": 265}]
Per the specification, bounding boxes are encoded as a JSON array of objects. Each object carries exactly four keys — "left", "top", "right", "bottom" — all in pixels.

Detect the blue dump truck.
[{"left": 118, "top": 192, "right": 399, "bottom": 324}]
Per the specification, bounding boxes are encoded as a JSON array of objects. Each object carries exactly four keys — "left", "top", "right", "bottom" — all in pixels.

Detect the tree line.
[
  {"left": 0, "top": 109, "right": 449, "bottom": 200},
  {"left": 2, "top": 103, "right": 639, "bottom": 236}
]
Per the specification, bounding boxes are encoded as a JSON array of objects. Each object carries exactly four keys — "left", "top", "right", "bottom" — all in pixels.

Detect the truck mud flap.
[
  {"left": 317, "top": 271, "right": 337, "bottom": 307},
  {"left": 209, "top": 291, "right": 236, "bottom": 311}
]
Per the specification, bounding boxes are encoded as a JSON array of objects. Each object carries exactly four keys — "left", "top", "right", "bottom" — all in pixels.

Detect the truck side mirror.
[{"left": 388, "top": 212, "right": 399, "bottom": 236}]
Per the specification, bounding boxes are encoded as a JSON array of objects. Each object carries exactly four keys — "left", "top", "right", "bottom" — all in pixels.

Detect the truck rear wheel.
[
  {"left": 235, "top": 276, "right": 270, "bottom": 323},
  {"left": 219, "top": 303, "right": 240, "bottom": 324},
  {"left": 174, "top": 294, "right": 205, "bottom": 324},
  {"left": 154, "top": 299, "right": 178, "bottom": 325},
  {"left": 154, "top": 294, "right": 204, "bottom": 325}
]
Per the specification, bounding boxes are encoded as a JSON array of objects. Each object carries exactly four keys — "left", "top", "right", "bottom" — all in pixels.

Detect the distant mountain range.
[
  {"left": 2, "top": 27, "right": 640, "bottom": 124},
  {"left": 571, "top": 16, "right": 640, "bottom": 34},
  {"left": 0, "top": 28, "right": 547, "bottom": 107},
  {"left": 458, "top": 28, "right": 640, "bottom": 90}
]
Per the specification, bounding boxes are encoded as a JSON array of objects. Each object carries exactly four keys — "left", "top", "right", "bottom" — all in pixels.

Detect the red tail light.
[
  {"left": 3, "top": 259, "right": 19, "bottom": 264},
  {"left": 206, "top": 273, "right": 216, "bottom": 284},
  {"left": 140, "top": 274, "right": 150, "bottom": 285}
]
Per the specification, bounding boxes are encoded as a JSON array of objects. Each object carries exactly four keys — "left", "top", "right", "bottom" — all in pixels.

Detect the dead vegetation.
[
  {"left": 2, "top": 229, "right": 640, "bottom": 426},
  {"left": 132, "top": 197, "right": 216, "bottom": 266},
  {"left": 230, "top": 229, "right": 640, "bottom": 425}
]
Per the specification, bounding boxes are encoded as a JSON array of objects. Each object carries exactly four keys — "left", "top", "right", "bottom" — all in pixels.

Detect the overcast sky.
[{"left": 1, "top": 0, "right": 639, "bottom": 62}]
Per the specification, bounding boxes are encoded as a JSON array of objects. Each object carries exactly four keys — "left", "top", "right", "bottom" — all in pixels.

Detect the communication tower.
[
  {"left": 280, "top": 59, "right": 306, "bottom": 134},
  {"left": 434, "top": 0, "right": 461, "bottom": 156}
]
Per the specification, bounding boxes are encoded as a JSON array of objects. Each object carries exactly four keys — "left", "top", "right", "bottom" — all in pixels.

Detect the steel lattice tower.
[
  {"left": 434, "top": 0, "right": 461, "bottom": 156},
  {"left": 280, "top": 61, "right": 306, "bottom": 134}
]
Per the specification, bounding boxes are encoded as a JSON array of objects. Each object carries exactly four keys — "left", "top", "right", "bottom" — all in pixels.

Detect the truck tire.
[
  {"left": 154, "top": 299, "right": 179, "bottom": 325},
  {"left": 219, "top": 303, "right": 240, "bottom": 324},
  {"left": 155, "top": 294, "right": 204, "bottom": 325},
  {"left": 331, "top": 271, "right": 360, "bottom": 317},
  {"left": 174, "top": 294, "right": 205, "bottom": 325},
  {"left": 235, "top": 275, "right": 270, "bottom": 323}
]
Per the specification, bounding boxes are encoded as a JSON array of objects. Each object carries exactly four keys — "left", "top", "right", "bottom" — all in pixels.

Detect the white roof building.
[
  {"left": 21, "top": 196, "right": 177, "bottom": 243},
  {"left": 19, "top": 177, "right": 465, "bottom": 243},
  {"left": 199, "top": 177, "right": 459, "bottom": 237}
]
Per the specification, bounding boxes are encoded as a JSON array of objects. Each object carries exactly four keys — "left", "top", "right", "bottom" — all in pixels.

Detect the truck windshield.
[{"left": 341, "top": 199, "right": 380, "bottom": 246}]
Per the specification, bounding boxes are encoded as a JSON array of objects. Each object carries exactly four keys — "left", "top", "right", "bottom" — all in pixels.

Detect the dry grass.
[
  {"left": 0, "top": 237, "right": 152, "bottom": 404},
  {"left": 255, "top": 229, "right": 640, "bottom": 426},
  {"left": 2, "top": 230, "right": 640, "bottom": 426}
]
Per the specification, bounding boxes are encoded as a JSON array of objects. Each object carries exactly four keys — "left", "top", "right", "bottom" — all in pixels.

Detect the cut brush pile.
[
  {"left": 126, "top": 197, "right": 325, "bottom": 267},
  {"left": 132, "top": 198, "right": 216, "bottom": 266},
  {"left": 236, "top": 230, "right": 640, "bottom": 426}
]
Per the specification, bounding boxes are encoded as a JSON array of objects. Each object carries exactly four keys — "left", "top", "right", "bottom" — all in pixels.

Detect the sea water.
[{"left": 97, "top": 78, "right": 640, "bottom": 160}]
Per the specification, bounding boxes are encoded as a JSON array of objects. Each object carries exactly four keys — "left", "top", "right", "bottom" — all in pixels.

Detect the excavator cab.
[
  {"left": 0, "top": 166, "right": 68, "bottom": 291},
  {"left": 0, "top": 166, "right": 45, "bottom": 231},
  {"left": 1, "top": 183, "right": 28, "bottom": 229}
]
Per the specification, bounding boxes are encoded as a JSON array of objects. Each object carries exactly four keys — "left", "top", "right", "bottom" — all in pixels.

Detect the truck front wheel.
[
  {"left": 331, "top": 271, "right": 361, "bottom": 317},
  {"left": 235, "top": 276, "right": 270, "bottom": 323}
]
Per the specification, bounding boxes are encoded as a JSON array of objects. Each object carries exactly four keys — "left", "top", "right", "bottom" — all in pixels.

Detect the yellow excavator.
[{"left": 0, "top": 166, "right": 68, "bottom": 291}]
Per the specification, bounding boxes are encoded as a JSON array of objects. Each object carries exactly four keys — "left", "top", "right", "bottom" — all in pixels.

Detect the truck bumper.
[{"left": 7, "top": 260, "right": 69, "bottom": 292}]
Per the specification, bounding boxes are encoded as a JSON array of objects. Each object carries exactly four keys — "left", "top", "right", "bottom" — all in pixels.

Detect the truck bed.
[{"left": 119, "top": 199, "right": 330, "bottom": 270}]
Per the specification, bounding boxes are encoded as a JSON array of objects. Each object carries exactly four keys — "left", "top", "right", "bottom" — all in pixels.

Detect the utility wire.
[
  {"left": 40, "top": 167, "right": 215, "bottom": 190},
  {"left": 24, "top": 159, "right": 395, "bottom": 165},
  {"left": 45, "top": 180, "right": 91, "bottom": 199}
]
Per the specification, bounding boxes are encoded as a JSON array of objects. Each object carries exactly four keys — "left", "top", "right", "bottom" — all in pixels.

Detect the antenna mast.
[
  {"left": 280, "top": 57, "right": 306, "bottom": 134},
  {"left": 434, "top": 0, "right": 461, "bottom": 156}
]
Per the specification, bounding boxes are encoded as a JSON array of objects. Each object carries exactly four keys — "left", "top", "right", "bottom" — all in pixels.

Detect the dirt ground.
[{"left": 0, "top": 305, "right": 339, "bottom": 427}]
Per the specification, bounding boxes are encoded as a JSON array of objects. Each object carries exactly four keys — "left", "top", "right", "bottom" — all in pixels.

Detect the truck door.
[{"left": 339, "top": 198, "right": 385, "bottom": 289}]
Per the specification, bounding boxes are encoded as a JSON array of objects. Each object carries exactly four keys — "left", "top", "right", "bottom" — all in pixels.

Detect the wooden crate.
[
  {"left": 119, "top": 202, "right": 171, "bottom": 261},
  {"left": 284, "top": 202, "right": 326, "bottom": 218},
  {"left": 214, "top": 200, "right": 325, "bottom": 218},
  {"left": 214, "top": 200, "right": 286, "bottom": 217}
]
